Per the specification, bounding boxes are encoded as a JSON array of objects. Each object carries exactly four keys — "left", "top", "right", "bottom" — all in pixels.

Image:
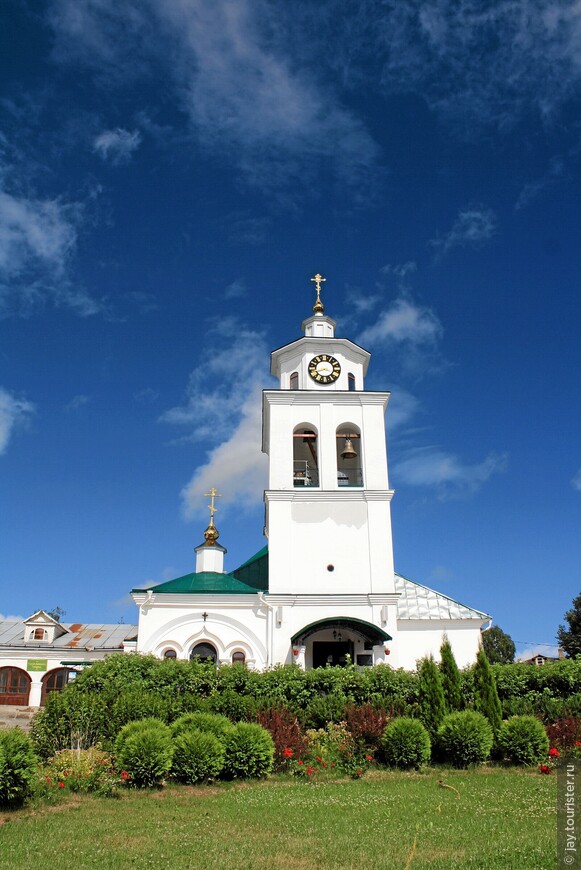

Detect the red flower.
[
  {"left": 306, "top": 766, "right": 316, "bottom": 776},
  {"left": 355, "top": 769, "right": 363, "bottom": 777},
  {"left": 316, "top": 755, "right": 322, "bottom": 762},
  {"left": 365, "top": 755, "right": 373, "bottom": 762},
  {"left": 45, "top": 776, "right": 52, "bottom": 784},
  {"left": 539, "top": 765, "right": 551, "bottom": 775},
  {"left": 297, "top": 760, "right": 304, "bottom": 765},
  {"left": 58, "top": 782, "right": 65, "bottom": 788},
  {"left": 575, "top": 741, "right": 581, "bottom": 748},
  {"left": 120, "top": 771, "right": 131, "bottom": 781},
  {"left": 282, "top": 748, "right": 294, "bottom": 758},
  {"left": 549, "top": 748, "right": 560, "bottom": 758},
  {"left": 322, "top": 761, "right": 327, "bottom": 768}
]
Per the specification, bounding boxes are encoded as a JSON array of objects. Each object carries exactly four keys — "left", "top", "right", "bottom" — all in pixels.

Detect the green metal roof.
[
  {"left": 232, "top": 546, "right": 269, "bottom": 591},
  {"left": 292, "top": 617, "right": 391, "bottom": 644},
  {"left": 134, "top": 571, "right": 262, "bottom": 595}
]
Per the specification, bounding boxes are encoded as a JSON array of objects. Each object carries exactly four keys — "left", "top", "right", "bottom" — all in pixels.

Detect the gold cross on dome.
[
  {"left": 204, "top": 487, "right": 222, "bottom": 523},
  {"left": 310, "top": 272, "right": 326, "bottom": 313}
]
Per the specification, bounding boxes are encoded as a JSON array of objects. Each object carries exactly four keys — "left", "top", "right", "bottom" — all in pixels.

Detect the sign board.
[{"left": 27, "top": 659, "right": 48, "bottom": 672}]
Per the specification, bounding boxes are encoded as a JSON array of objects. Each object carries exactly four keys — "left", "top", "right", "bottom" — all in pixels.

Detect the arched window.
[
  {"left": 289, "top": 372, "right": 299, "bottom": 390},
  {"left": 33, "top": 628, "right": 46, "bottom": 640},
  {"left": 0, "top": 667, "right": 31, "bottom": 705},
  {"left": 348, "top": 373, "right": 356, "bottom": 391},
  {"left": 336, "top": 424, "right": 363, "bottom": 487},
  {"left": 41, "top": 668, "right": 72, "bottom": 705},
  {"left": 232, "top": 651, "right": 246, "bottom": 664},
  {"left": 293, "top": 425, "right": 319, "bottom": 487},
  {"left": 190, "top": 642, "right": 218, "bottom": 663},
  {"left": 163, "top": 649, "right": 177, "bottom": 659}
]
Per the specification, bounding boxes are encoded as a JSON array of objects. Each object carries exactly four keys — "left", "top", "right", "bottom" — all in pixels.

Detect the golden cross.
[
  {"left": 310, "top": 273, "right": 326, "bottom": 313},
  {"left": 204, "top": 487, "right": 222, "bottom": 523}
]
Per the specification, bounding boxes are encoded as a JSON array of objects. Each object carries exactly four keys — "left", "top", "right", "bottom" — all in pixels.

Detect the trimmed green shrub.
[
  {"left": 170, "top": 712, "right": 233, "bottom": 742},
  {"left": 438, "top": 711, "right": 493, "bottom": 768},
  {"left": 418, "top": 656, "right": 447, "bottom": 739},
  {"left": 114, "top": 719, "right": 173, "bottom": 787},
  {"left": 381, "top": 717, "right": 431, "bottom": 770},
  {"left": 222, "top": 722, "right": 275, "bottom": 779},
  {"left": 439, "top": 636, "right": 463, "bottom": 712},
  {"left": 0, "top": 729, "right": 38, "bottom": 807},
  {"left": 171, "top": 729, "right": 225, "bottom": 783},
  {"left": 111, "top": 690, "right": 173, "bottom": 732},
  {"left": 498, "top": 715, "right": 550, "bottom": 765}
]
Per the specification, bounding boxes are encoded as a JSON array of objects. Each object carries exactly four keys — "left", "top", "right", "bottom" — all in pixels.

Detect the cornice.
[
  {"left": 264, "top": 594, "right": 400, "bottom": 606},
  {"left": 263, "top": 390, "right": 390, "bottom": 407},
  {"left": 265, "top": 489, "right": 394, "bottom": 503}
]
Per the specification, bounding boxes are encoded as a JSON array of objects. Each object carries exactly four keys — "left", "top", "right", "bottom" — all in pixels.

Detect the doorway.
[{"left": 312, "top": 641, "right": 354, "bottom": 668}]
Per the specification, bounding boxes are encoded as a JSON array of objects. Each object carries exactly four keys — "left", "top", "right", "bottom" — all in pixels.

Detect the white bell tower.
[{"left": 262, "top": 274, "right": 396, "bottom": 596}]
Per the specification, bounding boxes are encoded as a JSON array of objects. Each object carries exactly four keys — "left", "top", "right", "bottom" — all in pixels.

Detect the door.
[{"left": 0, "top": 667, "right": 31, "bottom": 705}]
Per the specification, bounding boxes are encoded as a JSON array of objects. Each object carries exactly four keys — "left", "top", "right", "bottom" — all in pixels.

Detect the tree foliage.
[
  {"left": 481, "top": 625, "right": 516, "bottom": 664},
  {"left": 557, "top": 592, "right": 581, "bottom": 658}
]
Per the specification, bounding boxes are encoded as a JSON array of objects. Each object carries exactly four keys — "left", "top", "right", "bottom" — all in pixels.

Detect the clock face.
[{"left": 308, "top": 354, "right": 341, "bottom": 384}]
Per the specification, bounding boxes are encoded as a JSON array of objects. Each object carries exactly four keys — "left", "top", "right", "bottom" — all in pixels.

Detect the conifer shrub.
[
  {"left": 497, "top": 715, "right": 550, "bottom": 765},
  {"left": 438, "top": 711, "right": 493, "bottom": 768},
  {"left": 381, "top": 717, "right": 431, "bottom": 769},
  {"left": 418, "top": 656, "right": 447, "bottom": 739},
  {"left": 439, "top": 636, "right": 463, "bottom": 712},
  {"left": 111, "top": 690, "right": 173, "bottom": 733},
  {"left": 222, "top": 722, "right": 275, "bottom": 779},
  {"left": 171, "top": 729, "right": 225, "bottom": 783},
  {"left": 474, "top": 648, "right": 503, "bottom": 739},
  {"left": 170, "top": 712, "right": 233, "bottom": 742},
  {"left": 114, "top": 719, "right": 173, "bottom": 787},
  {"left": 0, "top": 729, "right": 38, "bottom": 807}
]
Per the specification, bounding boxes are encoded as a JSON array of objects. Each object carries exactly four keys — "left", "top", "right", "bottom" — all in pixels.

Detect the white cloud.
[
  {"left": 358, "top": 296, "right": 442, "bottom": 349},
  {"left": 372, "top": 0, "right": 581, "bottom": 130},
  {"left": 385, "top": 387, "right": 421, "bottom": 434},
  {"left": 161, "top": 318, "right": 272, "bottom": 517},
  {"left": 572, "top": 468, "right": 581, "bottom": 492},
  {"left": 64, "top": 394, "right": 90, "bottom": 412},
  {"left": 393, "top": 446, "right": 508, "bottom": 499},
  {"left": 0, "top": 183, "right": 99, "bottom": 317},
  {"left": 49, "top": 0, "right": 380, "bottom": 197},
  {"left": 0, "top": 613, "right": 24, "bottom": 622},
  {"left": 431, "top": 206, "right": 497, "bottom": 256},
  {"left": 224, "top": 279, "right": 246, "bottom": 299},
  {"left": 93, "top": 128, "right": 142, "bottom": 164},
  {"left": 0, "top": 387, "right": 35, "bottom": 455}
]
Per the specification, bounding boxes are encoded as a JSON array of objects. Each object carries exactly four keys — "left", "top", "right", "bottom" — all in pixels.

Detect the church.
[
  {"left": 0, "top": 275, "right": 490, "bottom": 707},
  {"left": 131, "top": 275, "right": 490, "bottom": 672}
]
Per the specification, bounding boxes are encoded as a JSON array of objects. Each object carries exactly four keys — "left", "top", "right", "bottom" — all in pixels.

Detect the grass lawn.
[{"left": 0, "top": 767, "right": 555, "bottom": 869}]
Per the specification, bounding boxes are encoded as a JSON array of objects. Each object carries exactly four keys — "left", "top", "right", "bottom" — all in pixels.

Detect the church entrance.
[{"left": 312, "top": 641, "right": 354, "bottom": 668}]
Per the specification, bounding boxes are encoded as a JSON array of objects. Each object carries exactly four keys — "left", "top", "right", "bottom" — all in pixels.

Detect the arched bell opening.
[
  {"left": 291, "top": 618, "right": 391, "bottom": 669},
  {"left": 293, "top": 424, "right": 319, "bottom": 487},
  {"left": 336, "top": 423, "right": 363, "bottom": 487}
]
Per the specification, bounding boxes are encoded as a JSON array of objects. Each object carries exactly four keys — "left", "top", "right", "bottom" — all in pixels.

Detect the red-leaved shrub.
[{"left": 256, "top": 706, "right": 309, "bottom": 771}]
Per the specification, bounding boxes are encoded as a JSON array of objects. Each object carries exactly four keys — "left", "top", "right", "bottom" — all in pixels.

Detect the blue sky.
[{"left": 1, "top": 0, "right": 580, "bottom": 660}]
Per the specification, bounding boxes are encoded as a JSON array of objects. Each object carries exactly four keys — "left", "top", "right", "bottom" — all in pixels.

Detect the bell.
[{"left": 341, "top": 438, "right": 357, "bottom": 460}]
